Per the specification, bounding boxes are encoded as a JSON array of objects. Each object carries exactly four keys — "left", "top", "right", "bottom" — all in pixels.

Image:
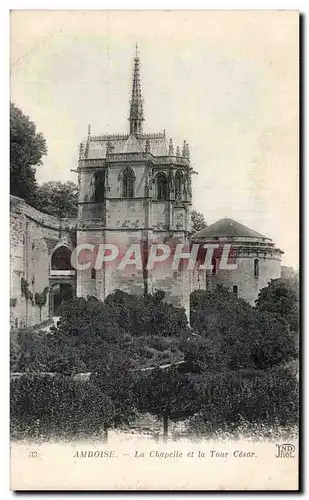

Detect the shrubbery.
[
  {"left": 188, "top": 287, "right": 297, "bottom": 372},
  {"left": 11, "top": 291, "right": 187, "bottom": 374},
  {"left": 10, "top": 287, "right": 299, "bottom": 440},
  {"left": 189, "top": 368, "right": 298, "bottom": 437},
  {"left": 11, "top": 375, "right": 114, "bottom": 440}
]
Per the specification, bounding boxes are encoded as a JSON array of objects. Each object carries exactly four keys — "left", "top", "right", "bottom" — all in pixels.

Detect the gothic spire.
[{"left": 129, "top": 44, "right": 144, "bottom": 135}]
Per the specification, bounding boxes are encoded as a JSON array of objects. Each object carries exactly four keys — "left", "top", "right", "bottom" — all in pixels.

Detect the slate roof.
[
  {"left": 83, "top": 133, "right": 169, "bottom": 159},
  {"left": 193, "top": 218, "right": 269, "bottom": 240}
]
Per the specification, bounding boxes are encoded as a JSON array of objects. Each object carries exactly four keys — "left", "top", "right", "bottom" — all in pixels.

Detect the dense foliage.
[
  {"left": 11, "top": 375, "right": 114, "bottom": 440},
  {"left": 188, "top": 286, "right": 297, "bottom": 372},
  {"left": 10, "top": 286, "right": 299, "bottom": 440},
  {"left": 189, "top": 367, "right": 298, "bottom": 436},
  {"left": 34, "top": 181, "right": 79, "bottom": 218},
  {"left": 10, "top": 103, "right": 47, "bottom": 204},
  {"left": 12, "top": 291, "right": 187, "bottom": 374},
  {"left": 256, "top": 277, "right": 299, "bottom": 334}
]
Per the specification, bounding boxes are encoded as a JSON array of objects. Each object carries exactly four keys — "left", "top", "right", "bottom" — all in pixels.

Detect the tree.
[
  {"left": 104, "top": 290, "right": 189, "bottom": 339},
  {"left": 186, "top": 287, "right": 297, "bottom": 373},
  {"left": 35, "top": 287, "right": 49, "bottom": 321},
  {"left": 34, "top": 181, "right": 79, "bottom": 218},
  {"left": 134, "top": 367, "right": 199, "bottom": 440},
  {"left": 10, "top": 102, "right": 47, "bottom": 204},
  {"left": 256, "top": 277, "right": 299, "bottom": 334},
  {"left": 91, "top": 349, "right": 139, "bottom": 429},
  {"left": 47, "top": 296, "right": 121, "bottom": 373},
  {"left": 191, "top": 209, "right": 207, "bottom": 233}
]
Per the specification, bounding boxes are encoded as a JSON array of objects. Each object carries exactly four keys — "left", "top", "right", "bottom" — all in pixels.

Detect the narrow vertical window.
[
  {"left": 175, "top": 170, "right": 182, "bottom": 200},
  {"left": 91, "top": 268, "right": 96, "bottom": 280},
  {"left": 232, "top": 284, "right": 238, "bottom": 296},
  {"left": 254, "top": 258, "right": 259, "bottom": 279},
  {"left": 212, "top": 256, "right": 217, "bottom": 276},
  {"left": 122, "top": 167, "right": 135, "bottom": 198},
  {"left": 156, "top": 173, "right": 168, "bottom": 200},
  {"left": 93, "top": 171, "right": 105, "bottom": 202}
]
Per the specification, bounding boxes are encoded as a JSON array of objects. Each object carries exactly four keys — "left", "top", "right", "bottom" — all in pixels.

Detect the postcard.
[{"left": 10, "top": 10, "right": 299, "bottom": 491}]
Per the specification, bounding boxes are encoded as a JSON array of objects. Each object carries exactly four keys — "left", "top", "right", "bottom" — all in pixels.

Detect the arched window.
[
  {"left": 156, "top": 173, "right": 168, "bottom": 200},
  {"left": 175, "top": 170, "right": 182, "bottom": 200},
  {"left": 254, "top": 258, "right": 259, "bottom": 279},
  {"left": 51, "top": 246, "right": 73, "bottom": 270},
  {"left": 122, "top": 167, "right": 135, "bottom": 198},
  {"left": 92, "top": 170, "right": 105, "bottom": 202},
  {"left": 232, "top": 284, "right": 238, "bottom": 296},
  {"left": 91, "top": 268, "right": 96, "bottom": 280}
]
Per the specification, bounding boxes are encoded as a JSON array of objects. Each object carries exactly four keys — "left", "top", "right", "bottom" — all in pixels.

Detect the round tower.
[{"left": 191, "top": 218, "right": 283, "bottom": 305}]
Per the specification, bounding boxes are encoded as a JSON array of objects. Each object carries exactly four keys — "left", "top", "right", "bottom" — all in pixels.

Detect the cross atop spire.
[{"left": 129, "top": 44, "right": 144, "bottom": 135}]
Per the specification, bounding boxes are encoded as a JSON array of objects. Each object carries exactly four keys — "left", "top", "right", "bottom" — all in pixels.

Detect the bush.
[
  {"left": 189, "top": 369, "right": 299, "bottom": 436},
  {"left": 11, "top": 329, "right": 87, "bottom": 375},
  {"left": 10, "top": 374, "right": 114, "bottom": 440}
]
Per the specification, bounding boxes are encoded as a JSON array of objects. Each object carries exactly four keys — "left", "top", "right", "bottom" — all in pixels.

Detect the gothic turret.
[{"left": 129, "top": 44, "right": 144, "bottom": 135}]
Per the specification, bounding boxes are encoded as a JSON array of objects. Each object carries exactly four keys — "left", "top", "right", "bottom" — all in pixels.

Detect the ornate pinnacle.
[
  {"left": 182, "top": 140, "right": 187, "bottom": 157},
  {"left": 176, "top": 145, "right": 180, "bottom": 158},
  {"left": 79, "top": 142, "right": 84, "bottom": 159},
  {"left": 169, "top": 138, "right": 174, "bottom": 156},
  {"left": 185, "top": 142, "right": 190, "bottom": 160},
  {"left": 129, "top": 45, "right": 144, "bottom": 135},
  {"left": 145, "top": 139, "right": 151, "bottom": 153},
  {"left": 88, "top": 124, "right": 91, "bottom": 137}
]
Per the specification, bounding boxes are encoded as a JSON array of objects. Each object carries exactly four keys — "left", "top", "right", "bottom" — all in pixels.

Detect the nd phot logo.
[{"left": 275, "top": 444, "right": 295, "bottom": 458}]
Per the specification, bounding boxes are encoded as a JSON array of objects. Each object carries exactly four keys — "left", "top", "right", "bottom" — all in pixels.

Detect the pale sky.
[{"left": 10, "top": 10, "right": 299, "bottom": 268}]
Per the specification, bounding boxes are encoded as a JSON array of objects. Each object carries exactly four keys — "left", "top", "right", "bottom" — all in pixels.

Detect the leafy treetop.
[
  {"left": 186, "top": 286, "right": 297, "bottom": 373},
  {"left": 10, "top": 102, "right": 47, "bottom": 204},
  {"left": 255, "top": 277, "right": 299, "bottom": 334},
  {"left": 191, "top": 209, "right": 207, "bottom": 233},
  {"left": 34, "top": 181, "right": 78, "bottom": 218}
]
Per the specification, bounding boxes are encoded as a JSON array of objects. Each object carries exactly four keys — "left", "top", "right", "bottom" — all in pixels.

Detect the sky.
[{"left": 10, "top": 10, "right": 299, "bottom": 268}]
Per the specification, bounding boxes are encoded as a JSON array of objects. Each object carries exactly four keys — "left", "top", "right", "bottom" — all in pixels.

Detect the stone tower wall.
[{"left": 193, "top": 249, "right": 282, "bottom": 305}]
